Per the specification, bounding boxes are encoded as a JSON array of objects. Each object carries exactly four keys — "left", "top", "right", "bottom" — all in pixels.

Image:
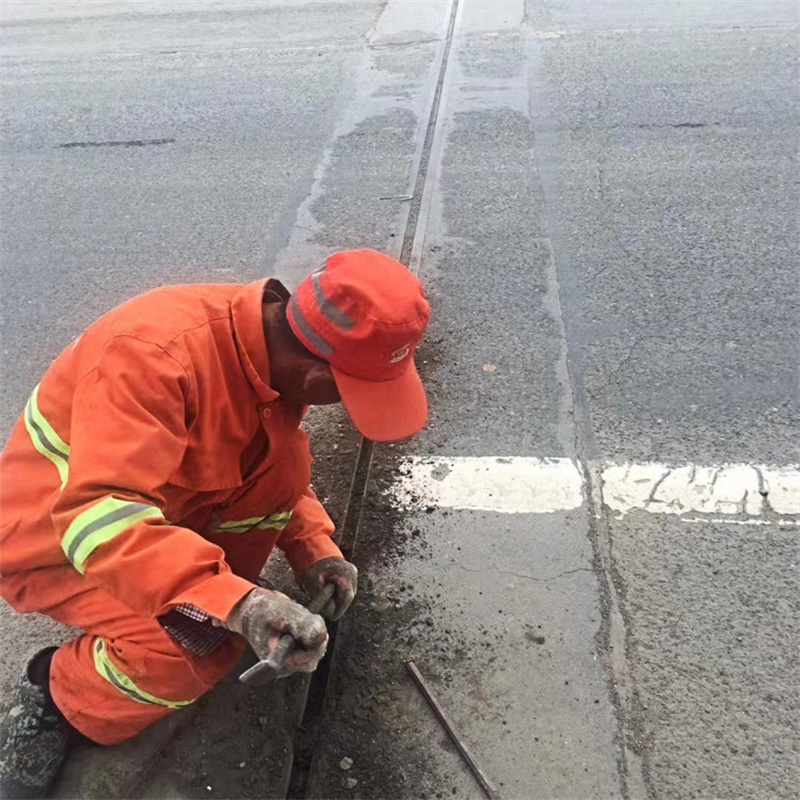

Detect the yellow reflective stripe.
[
  {"left": 93, "top": 638, "right": 194, "bottom": 709},
  {"left": 62, "top": 497, "right": 163, "bottom": 574},
  {"left": 217, "top": 515, "right": 269, "bottom": 530},
  {"left": 23, "top": 384, "right": 70, "bottom": 487},
  {"left": 257, "top": 511, "right": 293, "bottom": 531},
  {"left": 216, "top": 511, "right": 293, "bottom": 534}
]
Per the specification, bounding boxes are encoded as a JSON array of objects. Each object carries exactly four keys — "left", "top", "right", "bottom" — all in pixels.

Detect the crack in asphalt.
[
  {"left": 457, "top": 563, "right": 594, "bottom": 582},
  {"left": 527, "top": 34, "right": 653, "bottom": 800},
  {"left": 55, "top": 138, "right": 175, "bottom": 148}
]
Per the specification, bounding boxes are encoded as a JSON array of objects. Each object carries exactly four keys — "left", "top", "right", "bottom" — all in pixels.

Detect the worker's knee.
[
  {"left": 143, "top": 646, "right": 213, "bottom": 699},
  {"left": 117, "top": 634, "right": 242, "bottom": 699},
  {"left": 50, "top": 632, "right": 246, "bottom": 745},
  {"left": 63, "top": 631, "right": 240, "bottom": 706}
]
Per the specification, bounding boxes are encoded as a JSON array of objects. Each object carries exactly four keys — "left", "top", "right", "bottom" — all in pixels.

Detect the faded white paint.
[
  {"left": 393, "top": 456, "right": 585, "bottom": 514},
  {"left": 682, "top": 517, "right": 800, "bottom": 527},
  {"left": 602, "top": 463, "right": 800, "bottom": 518},
  {"left": 392, "top": 456, "right": 800, "bottom": 520}
]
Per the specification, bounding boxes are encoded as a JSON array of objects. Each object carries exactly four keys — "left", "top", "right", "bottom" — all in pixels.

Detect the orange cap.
[{"left": 286, "top": 250, "right": 431, "bottom": 442}]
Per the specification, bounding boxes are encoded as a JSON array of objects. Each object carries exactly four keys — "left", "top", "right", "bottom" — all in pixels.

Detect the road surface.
[{"left": 1, "top": 1, "right": 797, "bottom": 797}]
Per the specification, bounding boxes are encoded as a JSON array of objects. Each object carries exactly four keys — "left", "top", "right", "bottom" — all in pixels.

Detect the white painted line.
[
  {"left": 392, "top": 457, "right": 800, "bottom": 520},
  {"left": 602, "top": 463, "right": 800, "bottom": 518},
  {"left": 393, "top": 457, "right": 584, "bottom": 514},
  {"left": 682, "top": 517, "right": 799, "bottom": 527}
]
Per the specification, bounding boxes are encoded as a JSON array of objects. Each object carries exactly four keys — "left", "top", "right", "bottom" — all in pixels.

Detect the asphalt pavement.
[{"left": 1, "top": 1, "right": 798, "bottom": 798}]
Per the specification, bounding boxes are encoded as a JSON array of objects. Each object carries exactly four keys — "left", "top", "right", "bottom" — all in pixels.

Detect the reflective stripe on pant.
[{"left": 39, "top": 576, "right": 247, "bottom": 745}]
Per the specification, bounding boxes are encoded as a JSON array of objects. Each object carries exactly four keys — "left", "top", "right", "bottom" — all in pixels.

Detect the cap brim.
[{"left": 332, "top": 361, "right": 428, "bottom": 442}]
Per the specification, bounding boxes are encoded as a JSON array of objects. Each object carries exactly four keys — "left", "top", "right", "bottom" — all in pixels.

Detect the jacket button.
[{"left": 261, "top": 407, "right": 271, "bottom": 419}]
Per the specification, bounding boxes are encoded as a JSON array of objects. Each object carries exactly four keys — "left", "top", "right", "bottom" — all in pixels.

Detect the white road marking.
[
  {"left": 392, "top": 457, "right": 800, "bottom": 520},
  {"left": 394, "top": 457, "right": 584, "bottom": 514},
  {"left": 682, "top": 517, "right": 799, "bottom": 527},
  {"left": 602, "top": 463, "right": 800, "bottom": 518}
]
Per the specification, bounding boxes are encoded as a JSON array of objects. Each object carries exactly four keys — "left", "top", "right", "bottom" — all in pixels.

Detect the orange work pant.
[{"left": 31, "top": 572, "right": 248, "bottom": 745}]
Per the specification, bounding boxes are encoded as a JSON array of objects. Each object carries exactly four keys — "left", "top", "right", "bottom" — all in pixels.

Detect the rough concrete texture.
[
  {"left": 306, "top": 4, "right": 624, "bottom": 797},
  {"left": 269, "top": 0, "right": 448, "bottom": 288},
  {"left": 524, "top": 1, "right": 800, "bottom": 797},
  {"left": 528, "top": 24, "right": 799, "bottom": 465},
  {"left": 0, "top": 0, "right": 387, "bottom": 433},
  {"left": 306, "top": 469, "right": 621, "bottom": 798},
  {"left": 409, "top": 29, "right": 566, "bottom": 459},
  {"left": 413, "top": 108, "right": 563, "bottom": 456},
  {"left": 609, "top": 515, "right": 800, "bottom": 799}
]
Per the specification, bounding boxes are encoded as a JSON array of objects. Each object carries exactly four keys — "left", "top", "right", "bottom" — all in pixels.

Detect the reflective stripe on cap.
[
  {"left": 312, "top": 269, "right": 356, "bottom": 331},
  {"left": 288, "top": 296, "right": 334, "bottom": 357}
]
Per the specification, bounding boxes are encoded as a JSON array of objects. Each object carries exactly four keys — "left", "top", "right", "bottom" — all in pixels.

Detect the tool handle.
[
  {"left": 267, "top": 633, "right": 294, "bottom": 668},
  {"left": 407, "top": 661, "right": 499, "bottom": 800},
  {"left": 270, "top": 583, "right": 335, "bottom": 667},
  {"left": 239, "top": 583, "right": 336, "bottom": 684},
  {"left": 307, "top": 581, "right": 336, "bottom": 616}
]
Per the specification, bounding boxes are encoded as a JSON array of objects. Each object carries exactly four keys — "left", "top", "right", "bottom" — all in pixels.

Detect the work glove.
[
  {"left": 301, "top": 557, "right": 358, "bottom": 621},
  {"left": 223, "top": 588, "right": 328, "bottom": 674}
]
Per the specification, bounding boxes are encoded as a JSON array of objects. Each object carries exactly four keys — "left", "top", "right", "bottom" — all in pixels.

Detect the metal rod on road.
[{"left": 407, "top": 661, "right": 500, "bottom": 800}]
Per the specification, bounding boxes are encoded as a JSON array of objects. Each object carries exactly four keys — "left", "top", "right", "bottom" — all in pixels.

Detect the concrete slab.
[
  {"left": 270, "top": 0, "right": 449, "bottom": 287},
  {"left": 305, "top": 7, "right": 623, "bottom": 797},
  {"left": 0, "top": 0, "right": 386, "bottom": 433},
  {"left": 524, "top": 0, "right": 798, "bottom": 33},
  {"left": 526, "top": 24, "right": 799, "bottom": 464},
  {"left": 607, "top": 514, "right": 800, "bottom": 798},
  {"left": 524, "top": 5, "right": 800, "bottom": 799},
  {"left": 306, "top": 472, "right": 621, "bottom": 798}
]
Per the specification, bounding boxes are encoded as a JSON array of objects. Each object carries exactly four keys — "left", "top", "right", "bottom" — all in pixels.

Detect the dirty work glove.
[
  {"left": 223, "top": 588, "right": 328, "bottom": 674},
  {"left": 301, "top": 557, "right": 358, "bottom": 621}
]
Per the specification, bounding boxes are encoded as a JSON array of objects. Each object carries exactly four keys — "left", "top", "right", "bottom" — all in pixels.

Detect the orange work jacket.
[{"left": 0, "top": 279, "right": 343, "bottom": 624}]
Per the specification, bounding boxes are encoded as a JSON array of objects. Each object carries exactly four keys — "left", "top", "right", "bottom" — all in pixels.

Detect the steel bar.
[{"left": 407, "top": 661, "right": 500, "bottom": 800}]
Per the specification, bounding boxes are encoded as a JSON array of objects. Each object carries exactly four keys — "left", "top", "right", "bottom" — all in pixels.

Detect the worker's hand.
[
  {"left": 224, "top": 588, "right": 328, "bottom": 673},
  {"left": 301, "top": 557, "right": 358, "bottom": 621}
]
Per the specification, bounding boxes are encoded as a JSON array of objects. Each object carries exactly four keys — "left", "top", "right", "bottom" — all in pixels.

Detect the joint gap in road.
[
  {"left": 400, "top": 0, "right": 460, "bottom": 272},
  {"left": 580, "top": 457, "right": 653, "bottom": 800},
  {"left": 284, "top": 1, "right": 461, "bottom": 797},
  {"left": 335, "top": 437, "right": 376, "bottom": 560},
  {"left": 527, "top": 38, "right": 648, "bottom": 798},
  {"left": 284, "top": 439, "right": 373, "bottom": 800}
]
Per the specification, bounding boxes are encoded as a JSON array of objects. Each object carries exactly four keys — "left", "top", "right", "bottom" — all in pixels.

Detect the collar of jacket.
[{"left": 231, "top": 278, "right": 289, "bottom": 404}]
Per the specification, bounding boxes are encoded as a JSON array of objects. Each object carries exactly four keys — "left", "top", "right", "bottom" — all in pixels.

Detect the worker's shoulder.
[{"left": 94, "top": 283, "right": 243, "bottom": 347}]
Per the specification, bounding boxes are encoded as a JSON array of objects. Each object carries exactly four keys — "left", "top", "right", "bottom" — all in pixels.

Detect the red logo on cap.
[{"left": 390, "top": 344, "right": 411, "bottom": 363}]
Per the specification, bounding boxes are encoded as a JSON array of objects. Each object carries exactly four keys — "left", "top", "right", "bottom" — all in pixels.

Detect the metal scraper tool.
[{"left": 238, "top": 582, "right": 335, "bottom": 686}]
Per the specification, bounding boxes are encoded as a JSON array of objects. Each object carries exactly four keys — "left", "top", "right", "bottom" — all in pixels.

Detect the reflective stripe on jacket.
[{"left": 0, "top": 279, "right": 342, "bottom": 623}]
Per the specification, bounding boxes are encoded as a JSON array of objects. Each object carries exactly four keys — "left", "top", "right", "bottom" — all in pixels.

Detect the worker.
[{"left": 0, "top": 249, "right": 431, "bottom": 798}]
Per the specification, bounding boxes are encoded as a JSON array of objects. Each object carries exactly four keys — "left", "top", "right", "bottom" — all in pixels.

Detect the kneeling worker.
[{"left": 0, "top": 249, "right": 431, "bottom": 797}]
